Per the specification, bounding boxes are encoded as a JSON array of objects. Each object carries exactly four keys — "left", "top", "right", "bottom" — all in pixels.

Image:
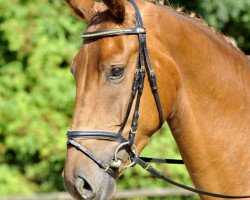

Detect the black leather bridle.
[{"left": 66, "top": 0, "right": 250, "bottom": 198}]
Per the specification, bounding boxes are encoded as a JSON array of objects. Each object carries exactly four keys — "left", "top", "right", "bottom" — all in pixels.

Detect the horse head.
[{"left": 63, "top": 0, "right": 177, "bottom": 199}]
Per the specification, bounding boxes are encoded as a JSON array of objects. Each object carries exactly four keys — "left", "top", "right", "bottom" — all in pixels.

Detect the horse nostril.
[{"left": 75, "top": 176, "right": 95, "bottom": 199}]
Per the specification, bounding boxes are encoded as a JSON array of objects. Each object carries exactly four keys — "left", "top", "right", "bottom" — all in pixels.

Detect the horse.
[{"left": 63, "top": 0, "right": 250, "bottom": 199}]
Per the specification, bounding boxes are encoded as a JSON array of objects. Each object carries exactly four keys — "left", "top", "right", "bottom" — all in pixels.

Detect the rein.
[{"left": 66, "top": 0, "right": 250, "bottom": 198}]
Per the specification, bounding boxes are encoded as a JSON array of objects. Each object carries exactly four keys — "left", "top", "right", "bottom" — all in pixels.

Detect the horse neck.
[{"left": 150, "top": 6, "right": 250, "bottom": 196}]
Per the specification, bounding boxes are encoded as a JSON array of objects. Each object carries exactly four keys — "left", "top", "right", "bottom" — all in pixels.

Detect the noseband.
[{"left": 66, "top": 0, "right": 250, "bottom": 198}]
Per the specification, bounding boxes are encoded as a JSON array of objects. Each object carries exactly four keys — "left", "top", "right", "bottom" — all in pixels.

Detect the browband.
[{"left": 82, "top": 28, "right": 146, "bottom": 39}]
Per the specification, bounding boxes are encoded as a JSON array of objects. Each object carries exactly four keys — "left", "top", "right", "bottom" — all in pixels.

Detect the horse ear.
[
  {"left": 65, "top": 0, "right": 95, "bottom": 21},
  {"left": 103, "top": 0, "right": 125, "bottom": 22}
]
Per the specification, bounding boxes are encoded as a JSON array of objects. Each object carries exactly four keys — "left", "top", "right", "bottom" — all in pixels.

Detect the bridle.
[
  {"left": 67, "top": 0, "right": 164, "bottom": 173},
  {"left": 66, "top": 0, "right": 250, "bottom": 198}
]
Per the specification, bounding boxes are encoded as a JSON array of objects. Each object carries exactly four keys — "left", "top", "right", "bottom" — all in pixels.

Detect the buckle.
[
  {"left": 103, "top": 164, "right": 110, "bottom": 172},
  {"left": 136, "top": 28, "right": 146, "bottom": 34},
  {"left": 130, "top": 128, "right": 137, "bottom": 134},
  {"left": 150, "top": 70, "right": 155, "bottom": 77}
]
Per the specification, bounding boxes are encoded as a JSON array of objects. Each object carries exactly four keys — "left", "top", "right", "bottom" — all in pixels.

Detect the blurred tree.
[{"left": 0, "top": 0, "right": 83, "bottom": 194}]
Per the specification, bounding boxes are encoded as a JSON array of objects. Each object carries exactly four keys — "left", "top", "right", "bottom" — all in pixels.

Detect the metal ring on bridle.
[
  {"left": 113, "top": 142, "right": 138, "bottom": 168},
  {"left": 103, "top": 164, "right": 110, "bottom": 172}
]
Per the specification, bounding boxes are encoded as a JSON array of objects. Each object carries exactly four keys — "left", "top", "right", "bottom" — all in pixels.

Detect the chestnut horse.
[{"left": 63, "top": 0, "right": 250, "bottom": 199}]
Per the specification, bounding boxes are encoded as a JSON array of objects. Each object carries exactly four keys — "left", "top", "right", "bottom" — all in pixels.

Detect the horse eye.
[{"left": 110, "top": 67, "right": 124, "bottom": 79}]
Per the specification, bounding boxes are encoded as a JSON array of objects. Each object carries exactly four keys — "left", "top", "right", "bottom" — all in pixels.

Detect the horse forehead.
[{"left": 81, "top": 36, "right": 127, "bottom": 64}]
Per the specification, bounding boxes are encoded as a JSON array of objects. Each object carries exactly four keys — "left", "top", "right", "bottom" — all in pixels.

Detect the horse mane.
[{"left": 146, "top": 0, "right": 244, "bottom": 55}]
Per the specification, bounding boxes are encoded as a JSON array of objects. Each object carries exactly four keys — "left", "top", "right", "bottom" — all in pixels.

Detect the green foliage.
[
  {"left": 0, "top": 0, "right": 84, "bottom": 195},
  {"left": 0, "top": 165, "right": 37, "bottom": 194},
  {"left": 199, "top": 0, "right": 250, "bottom": 53},
  {"left": 0, "top": 0, "right": 249, "bottom": 197}
]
